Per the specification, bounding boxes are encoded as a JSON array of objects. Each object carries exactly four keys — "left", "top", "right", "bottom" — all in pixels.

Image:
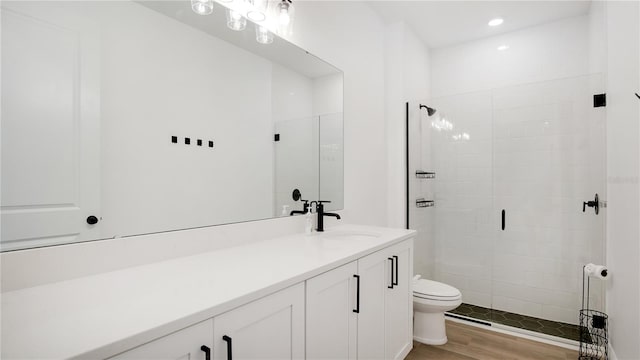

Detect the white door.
[
  {"left": 356, "top": 249, "right": 389, "bottom": 360},
  {"left": 109, "top": 320, "right": 213, "bottom": 360},
  {"left": 1, "top": 3, "right": 100, "bottom": 250},
  {"left": 385, "top": 240, "right": 413, "bottom": 360},
  {"left": 306, "top": 261, "right": 358, "bottom": 360},
  {"left": 213, "top": 283, "right": 305, "bottom": 360}
]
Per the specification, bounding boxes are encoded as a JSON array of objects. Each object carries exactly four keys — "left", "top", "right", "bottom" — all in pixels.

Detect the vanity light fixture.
[
  {"left": 256, "top": 25, "right": 274, "bottom": 44},
  {"left": 191, "top": 0, "right": 214, "bottom": 15},
  {"left": 226, "top": 8, "right": 247, "bottom": 31},
  {"left": 488, "top": 18, "right": 504, "bottom": 26},
  {"left": 193, "top": 0, "right": 290, "bottom": 43},
  {"left": 497, "top": 44, "right": 509, "bottom": 51}
]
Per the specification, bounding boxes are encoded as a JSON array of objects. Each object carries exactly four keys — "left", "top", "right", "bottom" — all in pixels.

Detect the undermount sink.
[
  {"left": 320, "top": 230, "right": 381, "bottom": 239},
  {"left": 315, "top": 230, "right": 381, "bottom": 248}
]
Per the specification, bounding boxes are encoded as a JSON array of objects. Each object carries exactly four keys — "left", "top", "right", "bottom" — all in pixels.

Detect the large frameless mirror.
[{"left": 0, "top": 0, "right": 343, "bottom": 251}]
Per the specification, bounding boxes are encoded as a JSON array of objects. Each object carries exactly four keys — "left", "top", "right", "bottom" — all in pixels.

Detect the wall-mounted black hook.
[{"left": 635, "top": 93, "right": 640, "bottom": 100}]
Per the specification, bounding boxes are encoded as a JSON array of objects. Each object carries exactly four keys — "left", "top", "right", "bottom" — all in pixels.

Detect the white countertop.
[{"left": 1, "top": 225, "right": 415, "bottom": 359}]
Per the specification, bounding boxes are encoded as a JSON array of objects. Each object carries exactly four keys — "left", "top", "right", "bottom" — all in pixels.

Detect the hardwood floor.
[{"left": 405, "top": 320, "right": 578, "bottom": 360}]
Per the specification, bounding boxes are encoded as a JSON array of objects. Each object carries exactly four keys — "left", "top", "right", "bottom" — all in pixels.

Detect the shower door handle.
[{"left": 501, "top": 209, "right": 505, "bottom": 231}]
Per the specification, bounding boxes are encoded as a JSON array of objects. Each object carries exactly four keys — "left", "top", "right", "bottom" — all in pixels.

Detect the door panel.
[
  {"left": 306, "top": 261, "right": 357, "bottom": 360},
  {"left": 213, "top": 283, "right": 304, "bottom": 360},
  {"left": 1, "top": 4, "right": 100, "bottom": 250},
  {"left": 385, "top": 240, "right": 413, "bottom": 360},
  {"left": 110, "top": 320, "right": 213, "bottom": 360},
  {"left": 356, "top": 249, "right": 388, "bottom": 360}
]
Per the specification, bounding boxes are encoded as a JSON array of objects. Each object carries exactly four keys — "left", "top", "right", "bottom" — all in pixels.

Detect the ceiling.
[{"left": 367, "top": 1, "right": 592, "bottom": 49}]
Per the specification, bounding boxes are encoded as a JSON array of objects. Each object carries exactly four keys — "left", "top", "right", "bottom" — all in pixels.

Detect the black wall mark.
[
  {"left": 170, "top": 136, "right": 214, "bottom": 149},
  {"left": 593, "top": 94, "right": 606, "bottom": 107}
]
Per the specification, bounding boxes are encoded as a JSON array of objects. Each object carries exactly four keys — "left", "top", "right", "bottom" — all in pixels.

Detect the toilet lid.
[{"left": 413, "top": 279, "right": 461, "bottom": 298}]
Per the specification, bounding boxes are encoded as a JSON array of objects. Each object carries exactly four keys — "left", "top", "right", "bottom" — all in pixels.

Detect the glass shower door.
[
  {"left": 410, "top": 90, "right": 495, "bottom": 317},
  {"left": 490, "top": 74, "right": 606, "bottom": 339}
]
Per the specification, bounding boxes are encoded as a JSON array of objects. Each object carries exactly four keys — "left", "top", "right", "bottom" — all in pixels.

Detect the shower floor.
[{"left": 448, "top": 303, "right": 585, "bottom": 342}]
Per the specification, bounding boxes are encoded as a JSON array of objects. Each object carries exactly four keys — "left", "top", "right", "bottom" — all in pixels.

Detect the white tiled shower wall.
[
  {"left": 419, "top": 13, "right": 607, "bottom": 325},
  {"left": 425, "top": 75, "right": 606, "bottom": 326}
]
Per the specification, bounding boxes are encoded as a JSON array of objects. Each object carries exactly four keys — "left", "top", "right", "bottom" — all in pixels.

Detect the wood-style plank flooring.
[{"left": 405, "top": 320, "right": 578, "bottom": 360}]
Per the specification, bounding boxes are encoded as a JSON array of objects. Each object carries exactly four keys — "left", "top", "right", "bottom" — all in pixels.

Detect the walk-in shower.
[{"left": 407, "top": 74, "right": 606, "bottom": 342}]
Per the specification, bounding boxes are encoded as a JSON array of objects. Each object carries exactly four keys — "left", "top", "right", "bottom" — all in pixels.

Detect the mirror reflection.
[{"left": 0, "top": 0, "right": 343, "bottom": 251}]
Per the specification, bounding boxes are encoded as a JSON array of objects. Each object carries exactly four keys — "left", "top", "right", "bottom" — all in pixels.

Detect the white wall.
[
  {"left": 312, "top": 73, "right": 343, "bottom": 116},
  {"left": 384, "top": 22, "right": 432, "bottom": 277},
  {"left": 605, "top": 1, "right": 640, "bottom": 358},
  {"left": 1, "top": 0, "right": 389, "bottom": 290},
  {"left": 287, "top": 1, "right": 387, "bottom": 227},
  {"left": 431, "top": 15, "right": 591, "bottom": 97}
]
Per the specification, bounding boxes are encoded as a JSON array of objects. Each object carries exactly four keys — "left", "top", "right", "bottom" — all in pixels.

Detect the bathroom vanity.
[{"left": 1, "top": 225, "right": 414, "bottom": 359}]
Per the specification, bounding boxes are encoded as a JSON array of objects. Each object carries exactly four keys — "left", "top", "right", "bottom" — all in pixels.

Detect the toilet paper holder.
[{"left": 580, "top": 263, "right": 609, "bottom": 359}]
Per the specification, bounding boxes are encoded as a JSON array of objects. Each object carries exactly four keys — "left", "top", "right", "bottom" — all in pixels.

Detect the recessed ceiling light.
[
  {"left": 497, "top": 45, "right": 509, "bottom": 51},
  {"left": 488, "top": 18, "right": 504, "bottom": 27}
]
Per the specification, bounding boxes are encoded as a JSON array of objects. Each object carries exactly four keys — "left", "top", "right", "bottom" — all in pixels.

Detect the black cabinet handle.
[
  {"left": 393, "top": 255, "right": 399, "bottom": 286},
  {"left": 388, "top": 258, "right": 394, "bottom": 289},
  {"left": 86, "top": 215, "right": 99, "bottom": 225},
  {"left": 222, "top": 335, "right": 232, "bottom": 360},
  {"left": 200, "top": 345, "right": 211, "bottom": 360},
  {"left": 353, "top": 274, "right": 360, "bottom": 313},
  {"left": 501, "top": 209, "right": 505, "bottom": 231}
]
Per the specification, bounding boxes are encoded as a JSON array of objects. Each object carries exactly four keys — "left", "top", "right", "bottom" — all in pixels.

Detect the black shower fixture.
[{"left": 419, "top": 104, "right": 437, "bottom": 116}]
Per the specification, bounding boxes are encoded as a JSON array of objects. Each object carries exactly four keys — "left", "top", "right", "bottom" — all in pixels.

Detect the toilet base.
[{"left": 413, "top": 310, "right": 448, "bottom": 345}]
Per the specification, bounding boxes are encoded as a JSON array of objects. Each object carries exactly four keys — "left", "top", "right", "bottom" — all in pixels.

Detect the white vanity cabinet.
[
  {"left": 111, "top": 284, "right": 304, "bottom": 360},
  {"left": 109, "top": 320, "right": 213, "bottom": 360},
  {"left": 1, "top": 226, "right": 416, "bottom": 359},
  {"left": 306, "top": 261, "right": 359, "bottom": 360},
  {"left": 212, "top": 283, "right": 305, "bottom": 360},
  {"left": 306, "top": 239, "right": 413, "bottom": 360},
  {"left": 384, "top": 240, "right": 413, "bottom": 360}
]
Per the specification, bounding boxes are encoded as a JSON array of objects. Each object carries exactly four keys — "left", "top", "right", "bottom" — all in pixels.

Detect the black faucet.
[
  {"left": 290, "top": 200, "right": 310, "bottom": 216},
  {"left": 310, "top": 200, "right": 341, "bottom": 232}
]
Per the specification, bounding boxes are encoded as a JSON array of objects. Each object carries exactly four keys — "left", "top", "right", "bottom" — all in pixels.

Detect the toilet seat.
[{"left": 413, "top": 279, "right": 461, "bottom": 301}]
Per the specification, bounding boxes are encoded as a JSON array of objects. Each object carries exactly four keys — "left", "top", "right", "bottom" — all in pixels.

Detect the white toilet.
[{"left": 412, "top": 275, "right": 462, "bottom": 345}]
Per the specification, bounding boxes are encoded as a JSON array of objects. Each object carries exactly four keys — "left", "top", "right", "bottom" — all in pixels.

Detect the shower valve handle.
[{"left": 583, "top": 194, "right": 599, "bottom": 215}]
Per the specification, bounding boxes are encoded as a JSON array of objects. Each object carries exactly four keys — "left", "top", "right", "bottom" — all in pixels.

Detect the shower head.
[{"left": 419, "top": 104, "right": 436, "bottom": 117}]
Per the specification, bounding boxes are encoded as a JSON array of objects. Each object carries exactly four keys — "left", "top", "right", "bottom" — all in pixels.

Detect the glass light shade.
[
  {"left": 226, "top": 8, "right": 247, "bottom": 31},
  {"left": 276, "top": 0, "right": 294, "bottom": 36},
  {"left": 191, "top": 0, "right": 214, "bottom": 15},
  {"left": 255, "top": 25, "right": 273, "bottom": 44},
  {"left": 247, "top": 0, "right": 267, "bottom": 22}
]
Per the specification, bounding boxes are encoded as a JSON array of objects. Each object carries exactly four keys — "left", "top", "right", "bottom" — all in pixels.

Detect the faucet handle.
[{"left": 317, "top": 200, "right": 332, "bottom": 204}]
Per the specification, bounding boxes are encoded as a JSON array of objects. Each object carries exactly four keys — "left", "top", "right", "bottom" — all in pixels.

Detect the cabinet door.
[
  {"left": 356, "top": 249, "right": 390, "bottom": 360},
  {"left": 110, "top": 320, "right": 213, "bottom": 360},
  {"left": 385, "top": 239, "right": 413, "bottom": 360},
  {"left": 306, "top": 261, "right": 358, "bottom": 360},
  {"left": 213, "top": 283, "right": 304, "bottom": 360}
]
